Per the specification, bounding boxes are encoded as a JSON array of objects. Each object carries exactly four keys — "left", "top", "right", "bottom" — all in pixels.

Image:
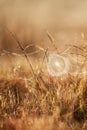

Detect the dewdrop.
[{"left": 47, "top": 53, "right": 70, "bottom": 76}]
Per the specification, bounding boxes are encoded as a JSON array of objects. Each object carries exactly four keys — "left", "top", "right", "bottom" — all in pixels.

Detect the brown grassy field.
[
  {"left": 0, "top": 76, "right": 87, "bottom": 130},
  {"left": 0, "top": 30, "right": 87, "bottom": 130},
  {"left": 0, "top": 1, "right": 87, "bottom": 130},
  {"left": 0, "top": 59, "right": 87, "bottom": 130}
]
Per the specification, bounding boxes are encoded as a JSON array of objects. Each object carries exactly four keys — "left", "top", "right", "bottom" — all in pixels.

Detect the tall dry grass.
[{"left": 0, "top": 73, "right": 87, "bottom": 130}]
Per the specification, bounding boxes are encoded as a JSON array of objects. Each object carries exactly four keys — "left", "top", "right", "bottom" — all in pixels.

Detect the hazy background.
[{"left": 0, "top": 0, "right": 87, "bottom": 52}]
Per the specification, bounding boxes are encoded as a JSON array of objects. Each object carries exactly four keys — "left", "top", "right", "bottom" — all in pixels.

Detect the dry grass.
[
  {"left": 0, "top": 73, "right": 87, "bottom": 130},
  {"left": 0, "top": 31, "right": 87, "bottom": 129}
]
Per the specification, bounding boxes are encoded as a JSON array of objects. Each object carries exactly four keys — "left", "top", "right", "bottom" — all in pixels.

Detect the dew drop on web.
[{"left": 47, "top": 53, "right": 70, "bottom": 76}]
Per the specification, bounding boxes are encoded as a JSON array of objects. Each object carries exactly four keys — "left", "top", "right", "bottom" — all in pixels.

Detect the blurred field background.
[
  {"left": 0, "top": 0, "right": 87, "bottom": 130},
  {"left": 0, "top": 0, "right": 87, "bottom": 51}
]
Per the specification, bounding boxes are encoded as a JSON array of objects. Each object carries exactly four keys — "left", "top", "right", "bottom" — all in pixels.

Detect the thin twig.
[
  {"left": 38, "top": 48, "right": 49, "bottom": 74},
  {"left": 46, "top": 31, "right": 59, "bottom": 54},
  {"left": 5, "top": 27, "right": 35, "bottom": 78}
]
